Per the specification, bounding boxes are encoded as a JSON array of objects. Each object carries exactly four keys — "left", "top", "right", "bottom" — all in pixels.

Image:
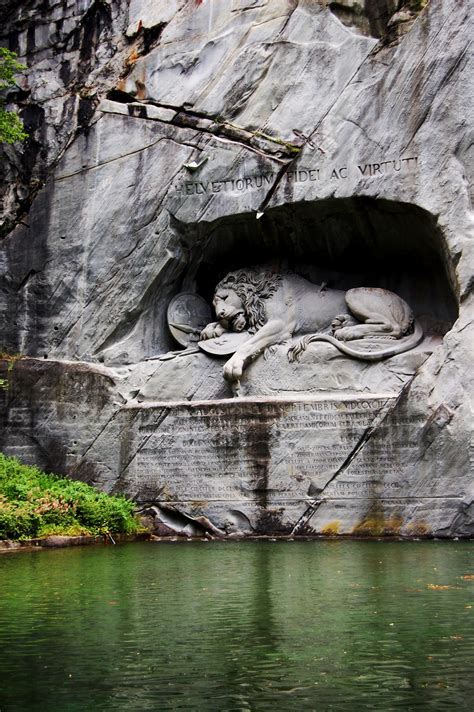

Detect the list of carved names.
[{"left": 122, "top": 398, "right": 425, "bottom": 502}]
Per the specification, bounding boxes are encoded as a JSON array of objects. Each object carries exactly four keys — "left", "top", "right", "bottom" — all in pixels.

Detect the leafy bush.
[
  {"left": 0, "top": 497, "right": 41, "bottom": 539},
  {"left": 0, "top": 48, "right": 28, "bottom": 144},
  {"left": 0, "top": 453, "right": 140, "bottom": 539}
]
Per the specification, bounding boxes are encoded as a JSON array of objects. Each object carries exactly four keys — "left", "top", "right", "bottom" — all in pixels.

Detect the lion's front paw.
[
  {"left": 223, "top": 354, "right": 244, "bottom": 382},
  {"left": 200, "top": 322, "right": 224, "bottom": 340}
]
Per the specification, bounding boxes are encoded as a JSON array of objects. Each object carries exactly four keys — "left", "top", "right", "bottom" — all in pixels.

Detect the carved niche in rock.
[{"left": 194, "top": 267, "right": 423, "bottom": 389}]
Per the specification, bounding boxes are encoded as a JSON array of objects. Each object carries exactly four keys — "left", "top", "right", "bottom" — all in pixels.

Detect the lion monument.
[{"left": 199, "top": 267, "right": 423, "bottom": 384}]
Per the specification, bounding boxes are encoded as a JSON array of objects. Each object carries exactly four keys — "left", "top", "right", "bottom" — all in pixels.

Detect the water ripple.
[{"left": 1, "top": 540, "right": 474, "bottom": 711}]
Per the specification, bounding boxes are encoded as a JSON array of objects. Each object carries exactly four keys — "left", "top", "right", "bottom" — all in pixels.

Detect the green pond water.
[{"left": 1, "top": 540, "right": 474, "bottom": 711}]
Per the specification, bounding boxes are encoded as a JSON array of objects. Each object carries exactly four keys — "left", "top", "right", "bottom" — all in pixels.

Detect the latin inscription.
[
  {"left": 175, "top": 157, "right": 418, "bottom": 196},
  {"left": 119, "top": 398, "right": 425, "bottom": 503}
]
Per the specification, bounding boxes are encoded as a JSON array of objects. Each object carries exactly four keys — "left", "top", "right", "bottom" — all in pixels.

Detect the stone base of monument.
[
  {"left": 1, "top": 359, "right": 472, "bottom": 539},
  {"left": 123, "top": 334, "right": 441, "bottom": 403},
  {"left": 80, "top": 394, "right": 469, "bottom": 539}
]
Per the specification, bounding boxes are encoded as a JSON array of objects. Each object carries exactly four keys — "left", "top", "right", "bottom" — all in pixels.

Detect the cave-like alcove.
[{"left": 172, "top": 197, "right": 458, "bottom": 334}]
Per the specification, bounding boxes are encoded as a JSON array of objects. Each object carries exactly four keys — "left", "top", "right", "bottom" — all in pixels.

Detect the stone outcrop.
[{"left": 0, "top": 0, "right": 472, "bottom": 537}]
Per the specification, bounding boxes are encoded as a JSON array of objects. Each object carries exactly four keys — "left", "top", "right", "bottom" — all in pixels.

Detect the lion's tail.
[{"left": 288, "top": 321, "right": 424, "bottom": 363}]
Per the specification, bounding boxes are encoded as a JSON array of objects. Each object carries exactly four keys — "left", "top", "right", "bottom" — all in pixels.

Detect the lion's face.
[{"left": 213, "top": 288, "right": 246, "bottom": 331}]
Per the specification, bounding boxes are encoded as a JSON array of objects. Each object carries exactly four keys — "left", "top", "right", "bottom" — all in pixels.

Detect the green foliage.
[
  {"left": 409, "top": 0, "right": 429, "bottom": 10},
  {"left": 0, "top": 352, "right": 22, "bottom": 391},
  {"left": 0, "top": 48, "right": 27, "bottom": 144},
  {"left": 0, "top": 453, "right": 141, "bottom": 540},
  {"left": 0, "top": 48, "right": 26, "bottom": 89}
]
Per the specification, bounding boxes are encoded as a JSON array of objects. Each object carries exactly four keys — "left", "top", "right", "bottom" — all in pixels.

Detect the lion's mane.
[{"left": 215, "top": 268, "right": 282, "bottom": 333}]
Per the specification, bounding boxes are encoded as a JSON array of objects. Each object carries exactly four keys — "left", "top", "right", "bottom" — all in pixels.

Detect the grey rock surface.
[{"left": 0, "top": 0, "right": 472, "bottom": 537}]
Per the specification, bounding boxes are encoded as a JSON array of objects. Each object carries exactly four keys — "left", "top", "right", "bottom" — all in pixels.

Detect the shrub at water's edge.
[{"left": 0, "top": 453, "right": 141, "bottom": 540}]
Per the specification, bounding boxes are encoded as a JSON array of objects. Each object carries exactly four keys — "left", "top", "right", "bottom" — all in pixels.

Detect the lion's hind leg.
[
  {"left": 337, "top": 288, "right": 409, "bottom": 341},
  {"left": 289, "top": 314, "right": 357, "bottom": 362},
  {"left": 334, "top": 318, "right": 394, "bottom": 341}
]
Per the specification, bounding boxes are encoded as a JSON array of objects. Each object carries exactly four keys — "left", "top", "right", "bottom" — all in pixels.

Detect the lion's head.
[{"left": 213, "top": 268, "right": 282, "bottom": 333}]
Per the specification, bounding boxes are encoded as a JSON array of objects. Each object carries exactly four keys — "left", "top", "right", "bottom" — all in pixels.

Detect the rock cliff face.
[{"left": 1, "top": 0, "right": 472, "bottom": 537}]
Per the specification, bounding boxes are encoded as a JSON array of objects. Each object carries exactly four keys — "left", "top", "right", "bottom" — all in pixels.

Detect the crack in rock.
[{"left": 290, "top": 375, "right": 417, "bottom": 535}]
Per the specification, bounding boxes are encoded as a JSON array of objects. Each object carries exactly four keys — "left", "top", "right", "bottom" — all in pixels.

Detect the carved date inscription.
[{"left": 118, "top": 397, "right": 424, "bottom": 503}]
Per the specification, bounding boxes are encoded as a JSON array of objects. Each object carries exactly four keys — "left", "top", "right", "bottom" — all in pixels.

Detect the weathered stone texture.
[{"left": 0, "top": 0, "right": 472, "bottom": 537}]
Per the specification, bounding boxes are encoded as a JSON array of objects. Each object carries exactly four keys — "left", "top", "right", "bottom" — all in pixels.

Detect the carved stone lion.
[{"left": 200, "top": 268, "right": 423, "bottom": 384}]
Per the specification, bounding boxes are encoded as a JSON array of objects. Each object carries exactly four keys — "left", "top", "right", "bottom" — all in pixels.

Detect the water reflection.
[{"left": 1, "top": 540, "right": 473, "bottom": 710}]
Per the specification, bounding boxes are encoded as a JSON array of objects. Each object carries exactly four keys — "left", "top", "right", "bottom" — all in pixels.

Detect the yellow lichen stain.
[
  {"left": 320, "top": 521, "right": 340, "bottom": 536},
  {"left": 405, "top": 520, "right": 432, "bottom": 537},
  {"left": 190, "top": 501, "right": 208, "bottom": 509},
  {"left": 0, "top": 351, "right": 23, "bottom": 363},
  {"left": 126, "top": 47, "right": 140, "bottom": 67},
  {"left": 352, "top": 515, "right": 403, "bottom": 537},
  {"left": 352, "top": 518, "right": 385, "bottom": 536},
  {"left": 135, "top": 79, "right": 146, "bottom": 102},
  {"left": 384, "top": 516, "right": 403, "bottom": 535}
]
